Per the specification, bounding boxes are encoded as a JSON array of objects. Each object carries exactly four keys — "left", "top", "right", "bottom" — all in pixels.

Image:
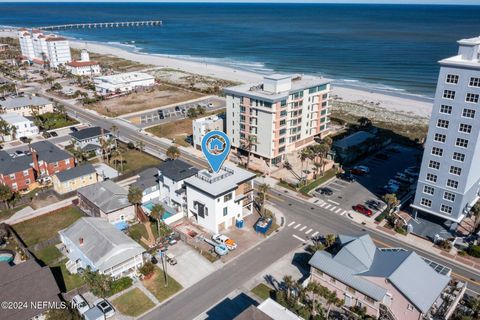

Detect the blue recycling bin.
[{"left": 236, "top": 219, "right": 244, "bottom": 229}]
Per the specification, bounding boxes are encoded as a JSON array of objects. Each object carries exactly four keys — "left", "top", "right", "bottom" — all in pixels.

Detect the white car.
[
  {"left": 404, "top": 168, "right": 419, "bottom": 177},
  {"left": 72, "top": 295, "right": 90, "bottom": 315},
  {"left": 212, "top": 234, "right": 237, "bottom": 250},
  {"left": 354, "top": 165, "right": 370, "bottom": 173}
]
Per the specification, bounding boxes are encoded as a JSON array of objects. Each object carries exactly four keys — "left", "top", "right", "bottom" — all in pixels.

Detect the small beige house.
[{"left": 53, "top": 163, "right": 99, "bottom": 194}]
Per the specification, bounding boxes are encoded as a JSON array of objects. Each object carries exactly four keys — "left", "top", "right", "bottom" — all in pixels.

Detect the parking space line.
[
  {"left": 324, "top": 204, "right": 331, "bottom": 209},
  {"left": 292, "top": 234, "right": 306, "bottom": 242},
  {"left": 327, "top": 200, "right": 340, "bottom": 205},
  {"left": 341, "top": 210, "right": 347, "bottom": 216},
  {"left": 288, "top": 221, "right": 295, "bottom": 227},
  {"left": 305, "top": 228, "right": 313, "bottom": 235},
  {"left": 329, "top": 206, "right": 337, "bottom": 211},
  {"left": 294, "top": 223, "right": 301, "bottom": 229},
  {"left": 335, "top": 208, "right": 343, "bottom": 214},
  {"left": 300, "top": 226, "right": 307, "bottom": 231},
  {"left": 327, "top": 186, "right": 342, "bottom": 191},
  {"left": 311, "top": 231, "right": 319, "bottom": 238},
  {"left": 319, "top": 203, "right": 326, "bottom": 208}
]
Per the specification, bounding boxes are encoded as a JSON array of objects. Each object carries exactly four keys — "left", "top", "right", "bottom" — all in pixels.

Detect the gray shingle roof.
[
  {"left": 0, "top": 151, "right": 32, "bottom": 175},
  {"left": 309, "top": 234, "right": 451, "bottom": 313},
  {"left": 59, "top": 217, "right": 144, "bottom": 272},
  {"left": 77, "top": 180, "right": 131, "bottom": 213},
  {"left": 132, "top": 167, "right": 158, "bottom": 190},
  {"left": 0, "top": 95, "right": 51, "bottom": 110},
  {"left": 30, "top": 140, "right": 72, "bottom": 163},
  {"left": 158, "top": 159, "right": 199, "bottom": 182},
  {"left": 70, "top": 126, "right": 110, "bottom": 141},
  {"left": 55, "top": 163, "right": 96, "bottom": 182}
]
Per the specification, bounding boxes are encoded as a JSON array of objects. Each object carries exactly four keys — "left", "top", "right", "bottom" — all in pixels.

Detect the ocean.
[{"left": 1, "top": 2, "right": 480, "bottom": 97}]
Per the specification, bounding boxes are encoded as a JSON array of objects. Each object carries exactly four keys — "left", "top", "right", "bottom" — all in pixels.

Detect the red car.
[{"left": 352, "top": 204, "right": 373, "bottom": 217}]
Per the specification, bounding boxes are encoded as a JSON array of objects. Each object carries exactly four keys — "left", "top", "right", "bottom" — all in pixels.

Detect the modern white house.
[
  {"left": 412, "top": 36, "right": 480, "bottom": 224},
  {"left": 192, "top": 114, "right": 224, "bottom": 150},
  {"left": 93, "top": 72, "right": 155, "bottom": 96},
  {"left": 59, "top": 217, "right": 145, "bottom": 278},
  {"left": 225, "top": 74, "right": 331, "bottom": 166},
  {"left": 0, "top": 95, "right": 53, "bottom": 116},
  {"left": 184, "top": 163, "right": 256, "bottom": 234},
  {"left": 0, "top": 113, "right": 38, "bottom": 141},
  {"left": 66, "top": 50, "right": 101, "bottom": 76}
]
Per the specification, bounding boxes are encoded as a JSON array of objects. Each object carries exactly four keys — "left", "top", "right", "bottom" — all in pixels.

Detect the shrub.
[
  {"left": 375, "top": 211, "right": 387, "bottom": 222},
  {"left": 109, "top": 277, "right": 133, "bottom": 295},
  {"left": 127, "top": 142, "right": 135, "bottom": 149},
  {"left": 468, "top": 245, "right": 480, "bottom": 258},
  {"left": 139, "top": 262, "right": 155, "bottom": 277}
]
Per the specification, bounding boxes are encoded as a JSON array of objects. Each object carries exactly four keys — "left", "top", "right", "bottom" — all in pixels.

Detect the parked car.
[
  {"left": 42, "top": 131, "right": 51, "bottom": 138},
  {"left": 19, "top": 136, "right": 29, "bottom": 143},
  {"left": 72, "top": 295, "right": 90, "bottom": 316},
  {"left": 214, "top": 243, "right": 229, "bottom": 256},
  {"left": 50, "top": 131, "right": 58, "bottom": 137},
  {"left": 166, "top": 252, "right": 177, "bottom": 265},
  {"left": 353, "top": 165, "right": 370, "bottom": 174},
  {"left": 338, "top": 173, "right": 356, "bottom": 182},
  {"left": 352, "top": 204, "right": 373, "bottom": 217},
  {"left": 15, "top": 150, "right": 24, "bottom": 156},
  {"left": 70, "top": 126, "right": 78, "bottom": 132},
  {"left": 212, "top": 234, "right": 237, "bottom": 250},
  {"left": 175, "top": 106, "right": 180, "bottom": 111},
  {"left": 96, "top": 300, "right": 115, "bottom": 318},
  {"left": 366, "top": 200, "right": 381, "bottom": 210},
  {"left": 316, "top": 187, "right": 333, "bottom": 196}
]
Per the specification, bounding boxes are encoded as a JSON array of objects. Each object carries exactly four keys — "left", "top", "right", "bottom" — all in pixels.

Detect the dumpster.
[
  {"left": 236, "top": 219, "right": 244, "bottom": 229},
  {"left": 255, "top": 217, "right": 272, "bottom": 234}
]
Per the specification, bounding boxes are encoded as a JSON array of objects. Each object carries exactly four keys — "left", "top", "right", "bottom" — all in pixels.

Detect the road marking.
[
  {"left": 288, "top": 221, "right": 295, "bottom": 227},
  {"left": 294, "top": 224, "right": 301, "bottom": 229},
  {"left": 341, "top": 210, "right": 348, "bottom": 216},
  {"left": 266, "top": 192, "right": 285, "bottom": 202},
  {"left": 305, "top": 228, "right": 313, "bottom": 235},
  {"left": 327, "top": 186, "right": 342, "bottom": 191},
  {"left": 327, "top": 200, "right": 340, "bottom": 205},
  {"left": 311, "top": 231, "right": 319, "bottom": 238},
  {"left": 329, "top": 206, "right": 337, "bottom": 211},
  {"left": 319, "top": 202, "right": 326, "bottom": 208},
  {"left": 292, "top": 234, "right": 306, "bottom": 242},
  {"left": 324, "top": 204, "right": 331, "bottom": 209},
  {"left": 335, "top": 208, "right": 343, "bottom": 214},
  {"left": 300, "top": 226, "right": 307, "bottom": 231}
]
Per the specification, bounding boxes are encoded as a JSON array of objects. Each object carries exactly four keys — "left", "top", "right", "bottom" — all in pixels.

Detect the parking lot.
[
  {"left": 313, "top": 144, "right": 422, "bottom": 219},
  {"left": 122, "top": 96, "right": 225, "bottom": 128}
]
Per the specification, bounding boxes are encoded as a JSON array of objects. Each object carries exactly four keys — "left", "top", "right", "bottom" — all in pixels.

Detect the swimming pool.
[
  {"left": 142, "top": 203, "right": 175, "bottom": 220},
  {"left": 0, "top": 252, "right": 14, "bottom": 263}
]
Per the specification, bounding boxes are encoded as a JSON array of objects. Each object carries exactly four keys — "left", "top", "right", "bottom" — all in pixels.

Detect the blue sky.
[{"left": 1, "top": 0, "right": 479, "bottom": 4}]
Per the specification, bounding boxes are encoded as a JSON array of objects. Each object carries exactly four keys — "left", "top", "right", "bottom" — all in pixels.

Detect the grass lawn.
[
  {"left": 251, "top": 283, "right": 274, "bottom": 300},
  {"left": 111, "top": 144, "right": 161, "bottom": 174},
  {"left": 112, "top": 288, "right": 155, "bottom": 317},
  {"left": 143, "top": 266, "right": 183, "bottom": 302},
  {"left": 34, "top": 244, "right": 62, "bottom": 265},
  {"left": 128, "top": 223, "right": 159, "bottom": 249},
  {"left": 0, "top": 204, "right": 28, "bottom": 222},
  {"left": 12, "top": 206, "right": 84, "bottom": 246},
  {"left": 38, "top": 112, "right": 78, "bottom": 130},
  {"left": 72, "top": 48, "right": 150, "bottom": 72},
  {"left": 298, "top": 168, "right": 338, "bottom": 195},
  {"left": 53, "top": 259, "right": 86, "bottom": 292}
]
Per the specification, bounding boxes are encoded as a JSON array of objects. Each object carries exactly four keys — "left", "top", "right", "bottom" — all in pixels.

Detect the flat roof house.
[
  {"left": 93, "top": 72, "right": 155, "bottom": 96},
  {"left": 53, "top": 163, "right": 99, "bottom": 195},
  {"left": 184, "top": 163, "right": 256, "bottom": 234},
  {"left": 308, "top": 234, "right": 457, "bottom": 320},
  {"left": 0, "top": 259, "right": 61, "bottom": 320},
  {"left": 77, "top": 180, "right": 135, "bottom": 227},
  {"left": 59, "top": 217, "right": 144, "bottom": 278},
  {"left": 192, "top": 115, "right": 224, "bottom": 150},
  {"left": 0, "top": 95, "right": 53, "bottom": 117},
  {"left": 0, "top": 113, "right": 39, "bottom": 141},
  {"left": 70, "top": 126, "right": 112, "bottom": 156}
]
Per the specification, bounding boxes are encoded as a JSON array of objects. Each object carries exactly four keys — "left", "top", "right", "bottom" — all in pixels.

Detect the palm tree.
[
  {"left": 166, "top": 145, "right": 180, "bottom": 160},
  {"left": 282, "top": 275, "right": 294, "bottom": 301},
  {"left": 305, "top": 281, "right": 323, "bottom": 317},
  {"left": 325, "top": 234, "right": 336, "bottom": 248},
  {"left": 298, "top": 148, "right": 312, "bottom": 184},
  {"left": 110, "top": 124, "right": 119, "bottom": 148},
  {"left": 111, "top": 148, "right": 124, "bottom": 172},
  {"left": 128, "top": 186, "right": 143, "bottom": 221},
  {"left": 99, "top": 137, "right": 113, "bottom": 163},
  {"left": 257, "top": 183, "right": 270, "bottom": 215},
  {"left": 322, "top": 287, "right": 343, "bottom": 319},
  {"left": 136, "top": 140, "right": 145, "bottom": 152},
  {"left": 0, "top": 184, "right": 13, "bottom": 209},
  {"left": 383, "top": 193, "right": 400, "bottom": 215},
  {"left": 54, "top": 103, "right": 67, "bottom": 121},
  {"left": 150, "top": 203, "right": 165, "bottom": 238},
  {"left": 240, "top": 134, "right": 257, "bottom": 170}
]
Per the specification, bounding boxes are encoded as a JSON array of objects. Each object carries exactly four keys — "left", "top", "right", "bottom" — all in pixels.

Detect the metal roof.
[
  {"left": 77, "top": 180, "right": 131, "bottom": 213},
  {"left": 0, "top": 95, "right": 51, "bottom": 109}
]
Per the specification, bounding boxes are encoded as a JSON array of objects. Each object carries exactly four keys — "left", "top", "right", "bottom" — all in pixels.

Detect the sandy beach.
[{"left": 1, "top": 29, "right": 433, "bottom": 119}]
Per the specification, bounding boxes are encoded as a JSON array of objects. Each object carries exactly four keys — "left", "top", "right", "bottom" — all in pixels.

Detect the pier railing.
[{"left": 36, "top": 20, "right": 162, "bottom": 31}]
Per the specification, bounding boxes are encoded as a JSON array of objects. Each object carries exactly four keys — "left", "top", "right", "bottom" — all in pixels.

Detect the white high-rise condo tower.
[{"left": 412, "top": 36, "right": 480, "bottom": 223}]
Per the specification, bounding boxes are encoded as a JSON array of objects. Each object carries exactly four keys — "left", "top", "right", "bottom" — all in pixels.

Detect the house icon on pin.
[{"left": 209, "top": 138, "right": 224, "bottom": 152}]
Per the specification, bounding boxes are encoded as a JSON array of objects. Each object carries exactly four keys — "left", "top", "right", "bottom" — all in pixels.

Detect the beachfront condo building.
[
  {"left": 412, "top": 36, "right": 480, "bottom": 224},
  {"left": 224, "top": 74, "right": 331, "bottom": 166},
  {"left": 18, "top": 28, "right": 72, "bottom": 68}
]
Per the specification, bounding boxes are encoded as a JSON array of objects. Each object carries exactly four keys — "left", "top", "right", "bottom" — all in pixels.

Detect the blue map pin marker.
[{"left": 201, "top": 130, "right": 231, "bottom": 173}]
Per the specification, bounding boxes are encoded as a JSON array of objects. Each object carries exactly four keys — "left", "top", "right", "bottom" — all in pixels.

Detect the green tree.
[
  {"left": 298, "top": 148, "right": 313, "bottom": 184},
  {"left": 187, "top": 108, "right": 197, "bottom": 119},
  {"left": 196, "top": 105, "right": 206, "bottom": 116},
  {"left": 240, "top": 134, "right": 257, "bottom": 170},
  {"left": 325, "top": 234, "right": 336, "bottom": 248},
  {"left": 471, "top": 201, "right": 480, "bottom": 233},
  {"left": 383, "top": 193, "right": 400, "bottom": 215},
  {"left": 282, "top": 275, "right": 295, "bottom": 302},
  {"left": 45, "top": 308, "right": 81, "bottom": 320},
  {"left": 257, "top": 183, "right": 270, "bottom": 216},
  {"left": 136, "top": 140, "right": 145, "bottom": 152},
  {"left": 128, "top": 186, "right": 143, "bottom": 221},
  {"left": 82, "top": 269, "right": 112, "bottom": 298},
  {"left": 150, "top": 203, "right": 165, "bottom": 238},
  {"left": 0, "top": 184, "right": 13, "bottom": 209},
  {"left": 166, "top": 145, "right": 180, "bottom": 160}
]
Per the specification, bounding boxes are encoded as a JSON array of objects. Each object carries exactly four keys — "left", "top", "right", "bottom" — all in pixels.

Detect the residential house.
[
  {"left": 0, "top": 151, "right": 35, "bottom": 191},
  {"left": 59, "top": 217, "right": 144, "bottom": 278},
  {"left": 30, "top": 140, "right": 75, "bottom": 178},
  {"left": 234, "top": 298, "right": 303, "bottom": 320},
  {"left": 0, "top": 259, "right": 62, "bottom": 320},
  {"left": 0, "top": 95, "right": 53, "bottom": 116},
  {"left": 0, "top": 113, "right": 39, "bottom": 142},
  {"left": 192, "top": 115, "right": 224, "bottom": 150},
  {"left": 70, "top": 126, "right": 112, "bottom": 156},
  {"left": 77, "top": 180, "right": 135, "bottom": 226},
  {"left": 184, "top": 163, "right": 255, "bottom": 234},
  {"left": 93, "top": 72, "right": 155, "bottom": 96},
  {"left": 66, "top": 50, "right": 101, "bottom": 76},
  {"left": 308, "top": 234, "right": 455, "bottom": 320},
  {"left": 131, "top": 167, "right": 160, "bottom": 204},
  {"left": 52, "top": 163, "right": 99, "bottom": 194}
]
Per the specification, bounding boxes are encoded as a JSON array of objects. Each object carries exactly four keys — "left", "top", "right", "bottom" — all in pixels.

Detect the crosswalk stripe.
[
  {"left": 294, "top": 223, "right": 301, "bottom": 229},
  {"left": 324, "top": 204, "right": 331, "bottom": 209},
  {"left": 335, "top": 208, "right": 343, "bottom": 213},
  {"left": 319, "top": 202, "right": 326, "bottom": 208},
  {"left": 300, "top": 226, "right": 307, "bottom": 231},
  {"left": 305, "top": 228, "right": 313, "bottom": 235},
  {"left": 329, "top": 206, "right": 336, "bottom": 211},
  {"left": 341, "top": 210, "right": 347, "bottom": 216},
  {"left": 311, "top": 231, "right": 319, "bottom": 238},
  {"left": 288, "top": 221, "right": 295, "bottom": 227},
  {"left": 327, "top": 200, "right": 340, "bottom": 205},
  {"left": 292, "top": 234, "right": 306, "bottom": 242}
]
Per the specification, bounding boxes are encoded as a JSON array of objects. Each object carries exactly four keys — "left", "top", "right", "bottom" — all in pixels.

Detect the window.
[
  {"left": 428, "top": 160, "right": 440, "bottom": 170},
  {"left": 431, "top": 147, "right": 443, "bottom": 156},
  {"left": 436, "top": 119, "right": 449, "bottom": 129},
  {"left": 407, "top": 304, "right": 414, "bottom": 311},
  {"left": 463, "top": 108, "right": 476, "bottom": 118},
  {"left": 224, "top": 193, "right": 232, "bottom": 202},
  {"left": 440, "top": 105, "right": 452, "bottom": 114},
  {"left": 423, "top": 185, "right": 435, "bottom": 195},
  {"left": 459, "top": 124, "right": 472, "bottom": 133},
  {"left": 434, "top": 133, "right": 446, "bottom": 143},
  {"left": 470, "top": 77, "right": 480, "bottom": 87},
  {"left": 444, "top": 192, "right": 456, "bottom": 202},
  {"left": 450, "top": 166, "right": 462, "bottom": 176},
  {"left": 456, "top": 138, "right": 469, "bottom": 148},
  {"left": 223, "top": 207, "right": 228, "bottom": 216},
  {"left": 441, "top": 204, "right": 453, "bottom": 215},
  {"left": 364, "top": 296, "right": 375, "bottom": 304},
  {"left": 446, "top": 74, "right": 459, "bottom": 84},
  {"left": 9, "top": 174, "right": 15, "bottom": 180},
  {"left": 453, "top": 152, "right": 465, "bottom": 162},
  {"left": 466, "top": 93, "right": 479, "bottom": 103},
  {"left": 426, "top": 173, "right": 437, "bottom": 183},
  {"left": 23, "top": 170, "right": 29, "bottom": 176},
  {"left": 447, "top": 179, "right": 459, "bottom": 189},
  {"left": 443, "top": 90, "right": 455, "bottom": 100},
  {"left": 421, "top": 198, "right": 432, "bottom": 207}
]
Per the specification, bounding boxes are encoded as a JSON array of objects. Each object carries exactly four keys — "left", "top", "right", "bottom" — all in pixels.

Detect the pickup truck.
[{"left": 212, "top": 234, "right": 237, "bottom": 250}]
